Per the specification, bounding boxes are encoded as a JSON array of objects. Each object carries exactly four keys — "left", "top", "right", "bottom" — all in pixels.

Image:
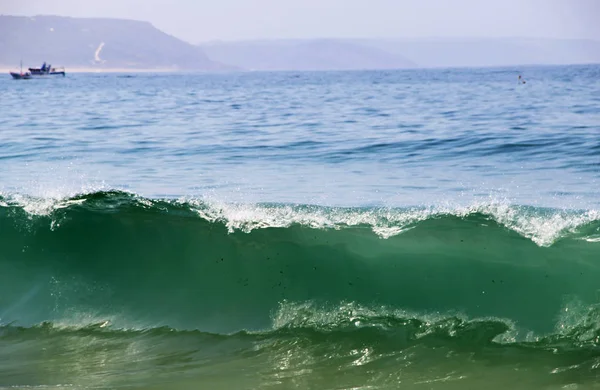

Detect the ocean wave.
[
  {"left": 3, "top": 298, "right": 599, "bottom": 349},
  {"left": 2, "top": 310, "right": 598, "bottom": 389},
  {"left": 2, "top": 296, "right": 598, "bottom": 384},
  {"left": 1, "top": 190, "right": 599, "bottom": 246},
  {"left": 1, "top": 189, "right": 599, "bottom": 339}
]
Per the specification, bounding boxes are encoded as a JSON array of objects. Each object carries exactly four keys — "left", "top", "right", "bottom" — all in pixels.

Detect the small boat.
[
  {"left": 9, "top": 60, "right": 32, "bottom": 80},
  {"left": 10, "top": 71, "right": 32, "bottom": 80}
]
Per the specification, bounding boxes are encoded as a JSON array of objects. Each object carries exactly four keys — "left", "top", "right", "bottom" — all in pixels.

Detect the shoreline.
[{"left": 0, "top": 67, "right": 179, "bottom": 74}]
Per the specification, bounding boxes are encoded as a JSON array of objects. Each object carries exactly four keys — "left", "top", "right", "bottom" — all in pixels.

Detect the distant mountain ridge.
[
  {"left": 2, "top": 14, "right": 598, "bottom": 72},
  {"left": 356, "top": 37, "right": 600, "bottom": 68},
  {"left": 200, "top": 39, "right": 417, "bottom": 71},
  {"left": 0, "top": 15, "right": 229, "bottom": 70},
  {"left": 200, "top": 37, "right": 600, "bottom": 70}
]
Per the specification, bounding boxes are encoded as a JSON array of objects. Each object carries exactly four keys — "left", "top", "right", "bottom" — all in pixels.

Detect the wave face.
[{"left": 1, "top": 191, "right": 600, "bottom": 389}]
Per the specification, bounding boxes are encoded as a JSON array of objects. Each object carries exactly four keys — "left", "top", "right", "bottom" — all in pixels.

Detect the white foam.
[
  {"left": 0, "top": 184, "right": 123, "bottom": 217},
  {"left": 269, "top": 299, "right": 600, "bottom": 345},
  {"left": 1, "top": 189, "right": 598, "bottom": 247},
  {"left": 554, "top": 298, "right": 600, "bottom": 342},
  {"left": 269, "top": 300, "right": 526, "bottom": 342},
  {"left": 0, "top": 193, "right": 89, "bottom": 217},
  {"left": 458, "top": 203, "right": 600, "bottom": 247},
  {"left": 184, "top": 197, "right": 600, "bottom": 247},
  {"left": 185, "top": 197, "right": 434, "bottom": 234},
  {"left": 582, "top": 235, "right": 600, "bottom": 243}
]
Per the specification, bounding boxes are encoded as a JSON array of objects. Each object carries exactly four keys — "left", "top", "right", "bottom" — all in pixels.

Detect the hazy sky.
[{"left": 2, "top": 0, "right": 599, "bottom": 43}]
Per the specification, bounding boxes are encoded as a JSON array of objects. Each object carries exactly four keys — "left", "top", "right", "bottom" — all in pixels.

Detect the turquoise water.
[{"left": 0, "top": 65, "right": 599, "bottom": 389}]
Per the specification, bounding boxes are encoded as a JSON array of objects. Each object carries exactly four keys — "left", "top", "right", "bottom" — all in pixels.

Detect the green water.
[{"left": 0, "top": 192, "right": 599, "bottom": 388}]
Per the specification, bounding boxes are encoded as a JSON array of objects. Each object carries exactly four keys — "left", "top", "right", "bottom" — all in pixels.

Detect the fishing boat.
[
  {"left": 9, "top": 61, "right": 66, "bottom": 79},
  {"left": 28, "top": 62, "right": 66, "bottom": 77}
]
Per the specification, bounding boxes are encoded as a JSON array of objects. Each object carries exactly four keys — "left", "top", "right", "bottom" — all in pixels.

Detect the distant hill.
[
  {"left": 3, "top": 14, "right": 597, "bottom": 72},
  {"left": 357, "top": 37, "right": 600, "bottom": 68},
  {"left": 200, "top": 39, "right": 417, "bottom": 71},
  {"left": 200, "top": 37, "right": 600, "bottom": 70},
  {"left": 0, "top": 15, "right": 230, "bottom": 70}
]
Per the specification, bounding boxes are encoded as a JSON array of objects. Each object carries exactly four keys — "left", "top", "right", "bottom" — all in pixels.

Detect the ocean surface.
[{"left": 0, "top": 65, "right": 599, "bottom": 389}]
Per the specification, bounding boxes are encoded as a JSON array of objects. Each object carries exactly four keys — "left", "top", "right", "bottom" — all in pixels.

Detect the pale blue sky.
[{"left": 2, "top": 0, "right": 599, "bottom": 43}]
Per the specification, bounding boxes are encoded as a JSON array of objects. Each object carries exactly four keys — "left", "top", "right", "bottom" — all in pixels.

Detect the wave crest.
[{"left": 1, "top": 190, "right": 598, "bottom": 246}]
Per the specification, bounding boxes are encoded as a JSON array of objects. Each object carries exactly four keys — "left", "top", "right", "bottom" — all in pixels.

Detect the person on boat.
[{"left": 41, "top": 62, "right": 47, "bottom": 71}]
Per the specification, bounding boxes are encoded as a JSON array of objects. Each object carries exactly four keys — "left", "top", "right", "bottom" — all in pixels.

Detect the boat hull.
[
  {"left": 29, "top": 71, "right": 66, "bottom": 77},
  {"left": 29, "top": 68, "right": 66, "bottom": 77},
  {"left": 9, "top": 63, "right": 66, "bottom": 79},
  {"left": 10, "top": 72, "right": 32, "bottom": 80}
]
